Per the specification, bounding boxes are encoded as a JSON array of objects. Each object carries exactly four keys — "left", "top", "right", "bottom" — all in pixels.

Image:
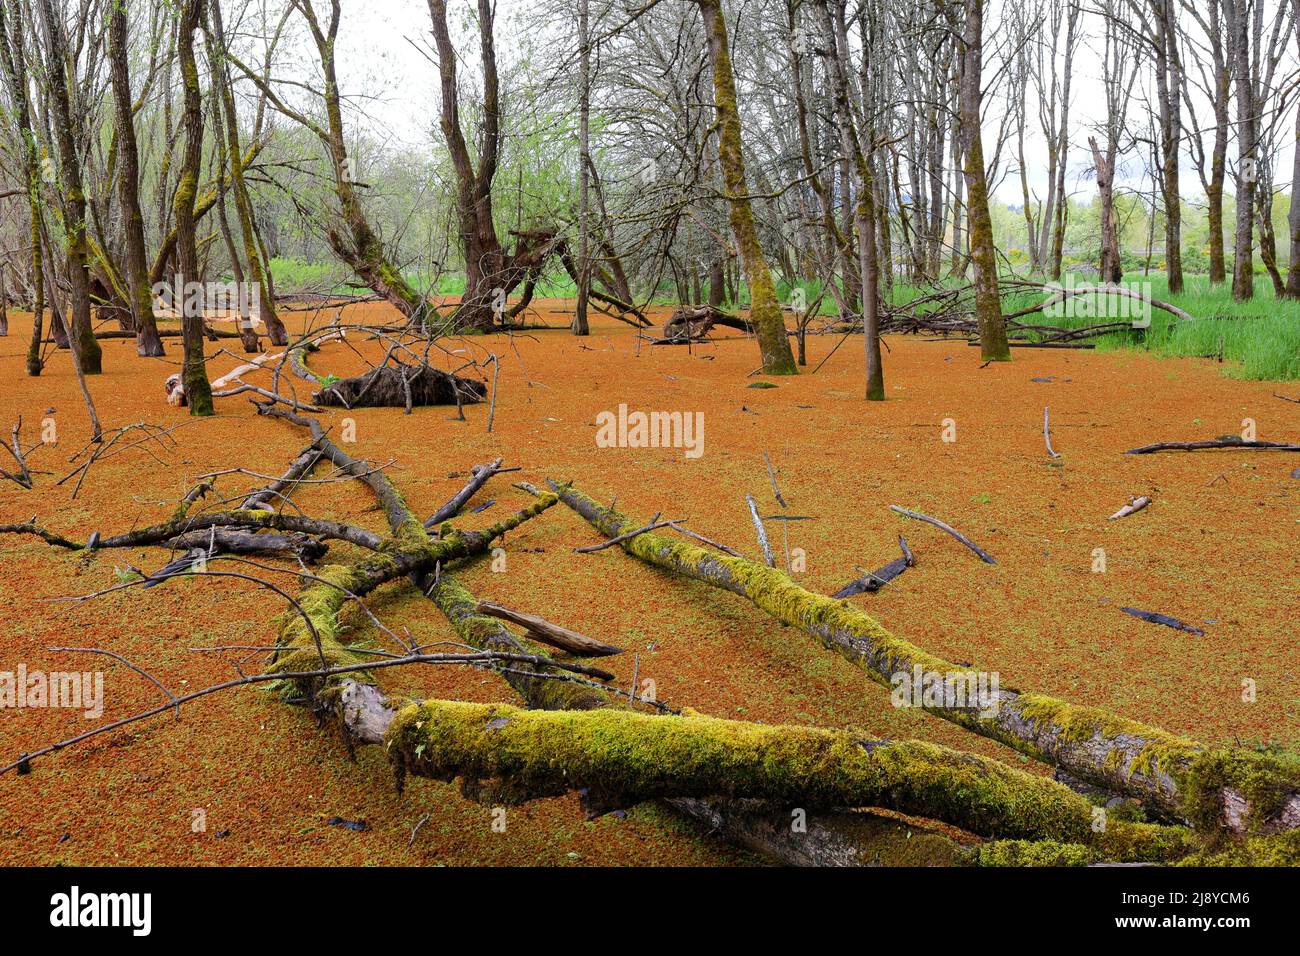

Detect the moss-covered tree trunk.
[
  {"left": 34, "top": 0, "right": 101, "bottom": 375},
  {"left": 547, "top": 479, "right": 1300, "bottom": 833},
  {"left": 0, "top": 0, "right": 45, "bottom": 374},
  {"left": 957, "top": 0, "right": 1009, "bottom": 362},
  {"left": 107, "top": 2, "right": 165, "bottom": 358},
  {"left": 695, "top": 0, "right": 796, "bottom": 376},
  {"left": 173, "top": 0, "right": 213, "bottom": 415},
  {"left": 206, "top": 0, "right": 288, "bottom": 346}
]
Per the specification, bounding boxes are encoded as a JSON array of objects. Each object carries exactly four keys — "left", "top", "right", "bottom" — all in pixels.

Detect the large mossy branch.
[
  {"left": 0, "top": 509, "right": 384, "bottom": 552},
  {"left": 382, "top": 699, "right": 1185, "bottom": 862},
  {"left": 546, "top": 480, "right": 1300, "bottom": 833},
  {"left": 272, "top": 494, "right": 558, "bottom": 678}
]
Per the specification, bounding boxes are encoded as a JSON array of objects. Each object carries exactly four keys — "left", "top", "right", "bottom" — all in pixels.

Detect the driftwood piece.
[
  {"left": 1, "top": 419, "right": 32, "bottom": 489},
  {"left": 888, "top": 505, "right": 996, "bottom": 564},
  {"left": 1126, "top": 437, "right": 1300, "bottom": 454},
  {"left": 1043, "top": 407, "right": 1061, "bottom": 459},
  {"left": 745, "top": 494, "right": 774, "bottom": 567},
  {"left": 1108, "top": 496, "right": 1151, "bottom": 520},
  {"left": 240, "top": 444, "right": 325, "bottom": 511},
  {"left": 474, "top": 601, "right": 624, "bottom": 657},
  {"left": 832, "top": 536, "right": 914, "bottom": 598},
  {"left": 1120, "top": 607, "right": 1205, "bottom": 636},
  {"left": 314, "top": 363, "right": 486, "bottom": 409}
]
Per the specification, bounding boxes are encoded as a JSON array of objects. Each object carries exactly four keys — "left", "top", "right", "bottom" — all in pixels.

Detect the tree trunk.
[
  {"left": 817, "top": 0, "right": 882, "bottom": 398},
  {"left": 35, "top": 0, "right": 101, "bottom": 375},
  {"left": 695, "top": 0, "right": 797, "bottom": 375},
  {"left": 572, "top": 0, "right": 591, "bottom": 335},
  {"left": 174, "top": 0, "right": 213, "bottom": 415},
  {"left": 107, "top": 2, "right": 165, "bottom": 358},
  {"left": 958, "top": 0, "right": 1009, "bottom": 361},
  {"left": 1090, "top": 136, "right": 1123, "bottom": 283},
  {"left": 207, "top": 0, "right": 288, "bottom": 346}
]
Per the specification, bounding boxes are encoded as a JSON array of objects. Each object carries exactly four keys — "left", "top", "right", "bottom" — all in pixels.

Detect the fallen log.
[
  {"left": 661, "top": 304, "right": 752, "bottom": 343},
  {"left": 832, "top": 536, "right": 914, "bottom": 598},
  {"left": 474, "top": 601, "right": 624, "bottom": 657},
  {"left": 545, "top": 479, "right": 1300, "bottom": 831},
  {"left": 161, "top": 528, "right": 328, "bottom": 563},
  {"left": 1120, "top": 607, "right": 1205, "bottom": 636},
  {"left": 1126, "top": 437, "right": 1300, "bottom": 454},
  {"left": 380, "top": 699, "right": 1184, "bottom": 862}
]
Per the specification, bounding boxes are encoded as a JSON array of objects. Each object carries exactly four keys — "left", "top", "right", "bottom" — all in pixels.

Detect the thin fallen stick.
[
  {"left": 211, "top": 382, "right": 322, "bottom": 413},
  {"left": 1108, "top": 496, "right": 1151, "bottom": 520},
  {"left": 426, "top": 458, "right": 506, "bottom": 527},
  {"left": 889, "top": 505, "right": 996, "bottom": 565},
  {"left": 832, "top": 535, "right": 915, "bottom": 599},
  {"left": 486, "top": 353, "right": 500, "bottom": 433},
  {"left": 574, "top": 513, "right": 671, "bottom": 552},
  {"left": 665, "top": 521, "right": 742, "bottom": 557},
  {"left": 1275, "top": 393, "right": 1300, "bottom": 405},
  {"left": 1043, "top": 407, "right": 1060, "bottom": 459},
  {"left": 1126, "top": 437, "right": 1300, "bottom": 454},
  {"left": 745, "top": 494, "right": 774, "bottom": 567},
  {"left": 474, "top": 601, "right": 624, "bottom": 657},
  {"left": 1120, "top": 607, "right": 1205, "bottom": 636},
  {"left": 763, "top": 451, "right": 787, "bottom": 508}
]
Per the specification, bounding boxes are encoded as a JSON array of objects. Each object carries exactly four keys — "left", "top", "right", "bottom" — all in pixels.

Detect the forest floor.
[{"left": 1, "top": 298, "right": 1297, "bottom": 865}]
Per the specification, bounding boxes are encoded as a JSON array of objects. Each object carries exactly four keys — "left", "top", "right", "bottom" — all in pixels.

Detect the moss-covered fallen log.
[
  {"left": 546, "top": 479, "right": 1300, "bottom": 834},
  {"left": 381, "top": 699, "right": 1185, "bottom": 862}
]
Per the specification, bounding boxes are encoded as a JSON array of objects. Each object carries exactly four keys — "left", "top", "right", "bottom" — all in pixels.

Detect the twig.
[
  {"left": 1126, "top": 437, "right": 1300, "bottom": 454},
  {"left": 573, "top": 513, "right": 677, "bottom": 553},
  {"left": 889, "top": 505, "right": 996, "bottom": 564}
]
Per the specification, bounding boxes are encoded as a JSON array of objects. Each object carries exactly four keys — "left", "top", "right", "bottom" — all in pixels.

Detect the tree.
[
  {"left": 173, "top": 0, "right": 213, "bottom": 415},
  {"left": 953, "top": 0, "right": 1009, "bottom": 362},
  {"left": 35, "top": 0, "right": 102, "bottom": 375},
  {"left": 107, "top": 0, "right": 166, "bottom": 357},
  {"left": 694, "top": 0, "right": 797, "bottom": 376},
  {"left": 816, "top": 0, "right": 884, "bottom": 398}
]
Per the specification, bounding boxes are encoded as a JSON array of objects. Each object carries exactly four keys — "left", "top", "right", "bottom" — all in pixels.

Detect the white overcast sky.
[{"left": 317, "top": 0, "right": 1299, "bottom": 206}]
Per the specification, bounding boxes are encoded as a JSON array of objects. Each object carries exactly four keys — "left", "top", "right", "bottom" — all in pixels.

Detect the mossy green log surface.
[
  {"left": 546, "top": 479, "right": 1300, "bottom": 834},
  {"left": 383, "top": 698, "right": 1186, "bottom": 862}
]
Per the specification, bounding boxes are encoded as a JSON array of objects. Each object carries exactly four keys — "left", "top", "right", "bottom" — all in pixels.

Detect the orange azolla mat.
[{"left": 0, "top": 300, "right": 1295, "bottom": 864}]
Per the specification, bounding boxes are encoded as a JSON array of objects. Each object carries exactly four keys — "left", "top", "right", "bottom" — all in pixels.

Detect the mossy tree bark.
[
  {"left": 205, "top": 0, "right": 288, "bottom": 346},
  {"left": 107, "top": 2, "right": 165, "bottom": 358},
  {"left": 547, "top": 479, "right": 1300, "bottom": 833},
  {"left": 955, "top": 0, "right": 1009, "bottom": 362},
  {"left": 0, "top": 0, "right": 46, "bottom": 375},
  {"left": 34, "top": 0, "right": 102, "bottom": 375},
  {"left": 173, "top": 0, "right": 213, "bottom": 415},
  {"left": 695, "top": 0, "right": 797, "bottom": 376},
  {"left": 381, "top": 700, "right": 1182, "bottom": 862}
]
